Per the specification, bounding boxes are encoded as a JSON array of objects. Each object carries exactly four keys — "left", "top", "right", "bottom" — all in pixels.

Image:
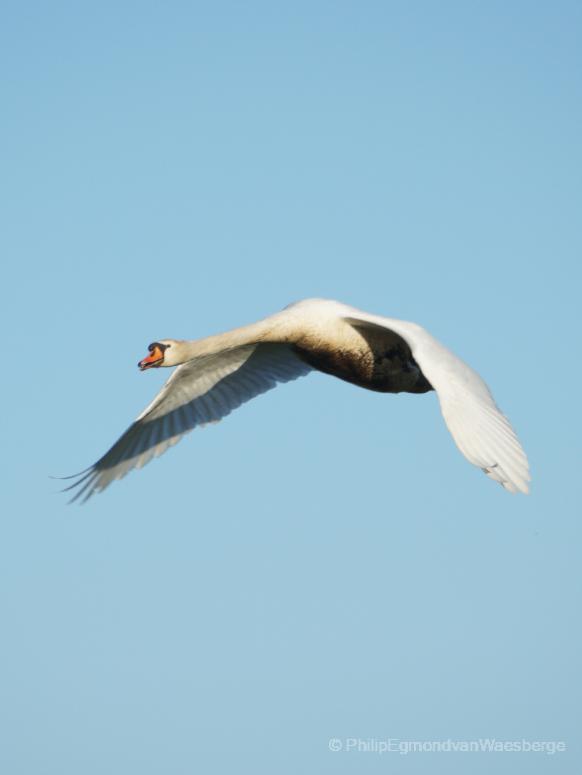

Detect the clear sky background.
[{"left": 1, "top": 2, "right": 580, "bottom": 773}]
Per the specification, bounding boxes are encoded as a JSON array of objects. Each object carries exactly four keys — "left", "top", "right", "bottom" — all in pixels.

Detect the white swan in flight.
[{"left": 64, "top": 299, "right": 530, "bottom": 501}]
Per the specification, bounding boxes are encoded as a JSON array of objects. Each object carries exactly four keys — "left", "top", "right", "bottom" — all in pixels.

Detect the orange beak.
[{"left": 138, "top": 344, "right": 165, "bottom": 371}]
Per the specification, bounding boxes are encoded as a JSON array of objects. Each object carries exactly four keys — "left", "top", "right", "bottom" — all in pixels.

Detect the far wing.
[
  {"left": 65, "top": 343, "right": 312, "bottom": 502},
  {"left": 344, "top": 315, "right": 530, "bottom": 494}
]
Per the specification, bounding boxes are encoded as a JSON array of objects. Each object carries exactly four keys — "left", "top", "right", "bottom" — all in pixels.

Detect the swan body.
[{"left": 65, "top": 299, "right": 530, "bottom": 501}]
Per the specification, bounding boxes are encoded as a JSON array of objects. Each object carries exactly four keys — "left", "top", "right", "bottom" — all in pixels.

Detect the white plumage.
[{"left": 64, "top": 299, "right": 530, "bottom": 501}]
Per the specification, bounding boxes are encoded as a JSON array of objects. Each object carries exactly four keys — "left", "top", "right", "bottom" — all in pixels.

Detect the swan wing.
[
  {"left": 344, "top": 314, "right": 530, "bottom": 494},
  {"left": 65, "top": 343, "right": 311, "bottom": 502}
]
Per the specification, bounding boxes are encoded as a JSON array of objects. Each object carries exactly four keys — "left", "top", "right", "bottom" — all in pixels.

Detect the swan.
[{"left": 64, "top": 298, "right": 530, "bottom": 501}]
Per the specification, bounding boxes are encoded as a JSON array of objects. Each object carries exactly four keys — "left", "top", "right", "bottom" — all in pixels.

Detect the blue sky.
[{"left": 1, "top": 2, "right": 580, "bottom": 773}]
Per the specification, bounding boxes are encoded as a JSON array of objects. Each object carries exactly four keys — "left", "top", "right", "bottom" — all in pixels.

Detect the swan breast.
[{"left": 291, "top": 321, "right": 433, "bottom": 394}]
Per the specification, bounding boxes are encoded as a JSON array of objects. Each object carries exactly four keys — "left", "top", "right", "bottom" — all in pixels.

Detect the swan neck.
[{"left": 178, "top": 314, "right": 291, "bottom": 361}]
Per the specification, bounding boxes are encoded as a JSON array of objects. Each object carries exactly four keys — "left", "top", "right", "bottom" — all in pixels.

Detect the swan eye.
[{"left": 148, "top": 341, "right": 169, "bottom": 353}]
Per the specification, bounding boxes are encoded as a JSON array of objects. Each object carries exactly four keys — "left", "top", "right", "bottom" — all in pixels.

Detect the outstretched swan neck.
[{"left": 174, "top": 311, "right": 294, "bottom": 363}]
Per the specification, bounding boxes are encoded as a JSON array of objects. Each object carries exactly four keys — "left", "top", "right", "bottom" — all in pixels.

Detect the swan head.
[{"left": 138, "top": 339, "right": 181, "bottom": 370}]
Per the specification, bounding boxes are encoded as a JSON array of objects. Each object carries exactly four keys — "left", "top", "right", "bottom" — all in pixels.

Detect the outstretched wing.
[
  {"left": 344, "top": 315, "right": 530, "bottom": 494},
  {"left": 65, "top": 343, "right": 312, "bottom": 502}
]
